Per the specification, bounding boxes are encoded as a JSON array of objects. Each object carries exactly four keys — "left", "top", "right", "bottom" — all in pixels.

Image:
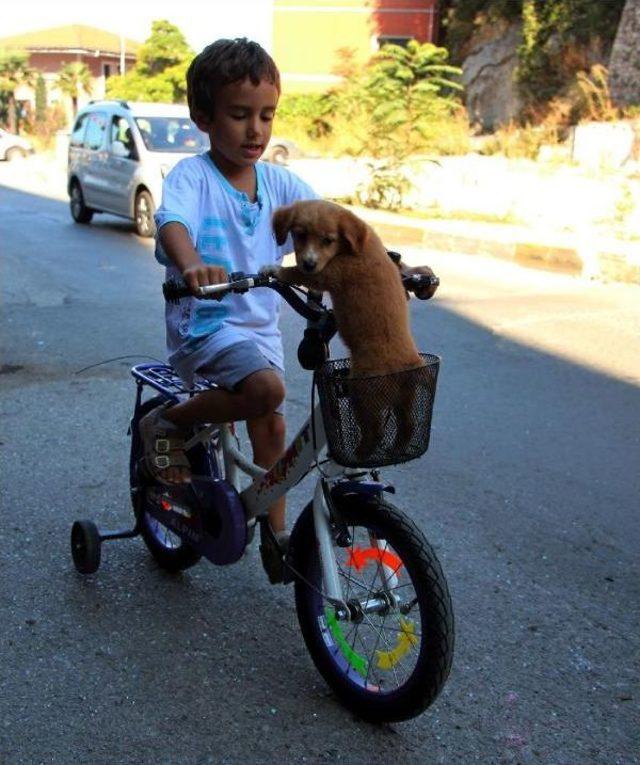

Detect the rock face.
[
  {"left": 609, "top": 0, "right": 640, "bottom": 106},
  {"left": 462, "top": 23, "right": 522, "bottom": 131}
]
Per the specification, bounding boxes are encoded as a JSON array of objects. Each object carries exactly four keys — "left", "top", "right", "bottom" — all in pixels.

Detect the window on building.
[
  {"left": 378, "top": 36, "right": 411, "bottom": 49},
  {"left": 103, "top": 63, "right": 112, "bottom": 79}
]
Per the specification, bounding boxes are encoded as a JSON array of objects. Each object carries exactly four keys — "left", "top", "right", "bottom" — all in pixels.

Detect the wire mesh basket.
[{"left": 315, "top": 353, "right": 440, "bottom": 468}]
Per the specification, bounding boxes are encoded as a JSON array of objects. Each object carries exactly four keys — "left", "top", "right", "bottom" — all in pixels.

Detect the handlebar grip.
[
  {"left": 403, "top": 274, "right": 439, "bottom": 289},
  {"left": 163, "top": 279, "right": 191, "bottom": 303}
]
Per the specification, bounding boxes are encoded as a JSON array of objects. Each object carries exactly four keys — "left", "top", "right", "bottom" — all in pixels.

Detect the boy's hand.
[
  {"left": 182, "top": 264, "right": 228, "bottom": 296},
  {"left": 400, "top": 264, "right": 438, "bottom": 300},
  {"left": 259, "top": 264, "right": 282, "bottom": 279}
]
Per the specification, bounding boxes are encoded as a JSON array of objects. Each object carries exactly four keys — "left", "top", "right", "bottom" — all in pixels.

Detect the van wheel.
[
  {"left": 135, "top": 190, "right": 156, "bottom": 237},
  {"left": 6, "top": 147, "right": 27, "bottom": 161},
  {"left": 70, "top": 181, "right": 94, "bottom": 224},
  {"left": 269, "top": 145, "right": 289, "bottom": 165}
]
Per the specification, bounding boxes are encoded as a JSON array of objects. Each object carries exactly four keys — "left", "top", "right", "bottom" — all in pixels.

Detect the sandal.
[
  {"left": 259, "top": 521, "right": 290, "bottom": 584},
  {"left": 139, "top": 404, "right": 192, "bottom": 484}
]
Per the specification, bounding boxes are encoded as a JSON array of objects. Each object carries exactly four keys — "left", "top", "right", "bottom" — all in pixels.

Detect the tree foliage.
[
  {"left": 57, "top": 62, "right": 91, "bottom": 116},
  {"left": 107, "top": 20, "right": 193, "bottom": 103},
  {"left": 0, "top": 49, "right": 35, "bottom": 131},
  {"left": 441, "top": 0, "right": 626, "bottom": 109},
  {"left": 35, "top": 73, "right": 47, "bottom": 122},
  {"left": 358, "top": 41, "right": 463, "bottom": 156}
]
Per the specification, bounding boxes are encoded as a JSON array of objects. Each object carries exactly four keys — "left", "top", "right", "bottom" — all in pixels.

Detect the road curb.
[{"left": 350, "top": 206, "right": 639, "bottom": 285}]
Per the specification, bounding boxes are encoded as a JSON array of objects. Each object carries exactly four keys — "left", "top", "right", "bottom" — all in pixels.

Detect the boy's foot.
[
  {"left": 259, "top": 522, "right": 290, "bottom": 584},
  {"left": 139, "top": 404, "right": 192, "bottom": 484}
]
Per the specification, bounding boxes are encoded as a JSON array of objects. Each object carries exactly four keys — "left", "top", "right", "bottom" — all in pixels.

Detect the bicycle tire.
[
  {"left": 292, "top": 496, "right": 454, "bottom": 723},
  {"left": 129, "top": 396, "right": 202, "bottom": 572}
]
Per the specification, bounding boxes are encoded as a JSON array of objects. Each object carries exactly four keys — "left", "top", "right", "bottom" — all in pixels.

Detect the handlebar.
[
  {"left": 162, "top": 272, "right": 328, "bottom": 323},
  {"left": 162, "top": 271, "right": 440, "bottom": 316},
  {"left": 162, "top": 268, "right": 439, "bottom": 371}
]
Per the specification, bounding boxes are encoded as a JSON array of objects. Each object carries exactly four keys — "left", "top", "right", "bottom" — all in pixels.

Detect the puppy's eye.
[{"left": 321, "top": 236, "right": 336, "bottom": 246}]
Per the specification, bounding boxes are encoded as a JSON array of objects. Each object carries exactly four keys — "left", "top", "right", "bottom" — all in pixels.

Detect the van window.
[
  {"left": 110, "top": 116, "right": 137, "bottom": 159},
  {"left": 84, "top": 113, "right": 107, "bottom": 151},
  {"left": 134, "top": 117, "right": 208, "bottom": 153},
  {"left": 70, "top": 114, "right": 89, "bottom": 147}
]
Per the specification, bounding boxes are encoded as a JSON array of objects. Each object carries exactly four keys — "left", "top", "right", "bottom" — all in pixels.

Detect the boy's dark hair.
[{"left": 187, "top": 38, "right": 280, "bottom": 121}]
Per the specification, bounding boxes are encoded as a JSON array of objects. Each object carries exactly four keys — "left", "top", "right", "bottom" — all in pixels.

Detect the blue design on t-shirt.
[
  {"left": 199, "top": 234, "right": 228, "bottom": 252},
  {"left": 154, "top": 153, "right": 319, "bottom": 379},
  {"left": 191, "top": 302, "right": 228, "bottom": 337}
]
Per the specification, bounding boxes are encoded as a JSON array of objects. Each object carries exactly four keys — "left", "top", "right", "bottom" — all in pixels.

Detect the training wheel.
[{"left": 71, "top": 520, "right": 102, "bottom": 574}]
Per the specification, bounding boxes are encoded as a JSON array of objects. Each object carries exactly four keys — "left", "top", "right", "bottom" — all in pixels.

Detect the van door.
[
  {"left": 102, "top": 115, "right": 139, "bottom": 217},
  {"left": 81, "top": 112, "right": 110, "bottom": 209}
]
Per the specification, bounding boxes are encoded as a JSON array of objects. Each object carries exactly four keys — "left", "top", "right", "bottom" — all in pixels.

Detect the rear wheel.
[
  {"left": 130, "top": 396, "right": 202, "bottom": 572},
  {"left": 134, "top": 190, "right": 156, "bottom": 237},
  {"left": 69, "top": 181, "right": 94, "bottom": 224},
  {"left": 292, "top": 497, "right": 454, "bottom": 723}
]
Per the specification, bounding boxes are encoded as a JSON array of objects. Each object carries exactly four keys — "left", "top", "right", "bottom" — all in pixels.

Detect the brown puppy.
[
  {"left": 268, "top": 199, "right": 425, "bottom": 461},
  {"left": 271, "top": 200, "right": 422, "bottom": 374}
]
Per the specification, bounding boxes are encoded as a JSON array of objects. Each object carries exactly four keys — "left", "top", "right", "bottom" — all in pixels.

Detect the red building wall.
[{"left": 371, "top": 0, "right": 440, "bottom": 44}]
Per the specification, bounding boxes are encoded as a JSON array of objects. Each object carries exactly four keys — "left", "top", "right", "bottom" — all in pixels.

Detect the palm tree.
[
  {"left": 57, "top": 62, "right": 92, "bottom": 117},
  {"left": 0, "top": 49, "right": 35, "bottom": 133}
]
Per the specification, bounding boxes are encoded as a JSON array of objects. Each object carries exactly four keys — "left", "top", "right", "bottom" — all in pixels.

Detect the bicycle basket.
[{"left": 315, "top": 353, "right": 440, "bottom": 468}]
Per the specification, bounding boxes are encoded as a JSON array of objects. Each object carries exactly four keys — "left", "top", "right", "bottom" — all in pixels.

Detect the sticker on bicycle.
[{"left": 346, "top": 545, "right": 403, "bottom": 574}]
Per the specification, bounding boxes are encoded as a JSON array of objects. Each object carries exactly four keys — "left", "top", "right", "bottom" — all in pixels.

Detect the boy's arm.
[{"left": 159, "top": 222, "right": 227, "bottom": 294}]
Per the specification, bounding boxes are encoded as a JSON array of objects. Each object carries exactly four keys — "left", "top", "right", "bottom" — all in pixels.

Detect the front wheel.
[{"left": 292, "top": 497, "right": 454, "bottom": 723}]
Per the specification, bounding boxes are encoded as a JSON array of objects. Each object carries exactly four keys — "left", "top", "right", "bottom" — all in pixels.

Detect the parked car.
[
  {"left": 0, "top": 128, "right": 34, "bottom": 161},
  {"left": 67, "top": 101, "right": 209, "bottom": 237}
]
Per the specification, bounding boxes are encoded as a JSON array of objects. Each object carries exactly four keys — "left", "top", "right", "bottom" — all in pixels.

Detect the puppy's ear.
[
  {"left": 273, "top": 205, "right": 295, "bottom": 246},
  {"left": 338, "top": 210, "right": 369, "bottom": 255}
]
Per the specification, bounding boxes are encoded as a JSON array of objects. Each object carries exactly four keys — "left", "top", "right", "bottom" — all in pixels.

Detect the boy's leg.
[
  {"left": 246, "top": 412, "right": 286, "bottom": 533},
  {"left": 166, "top": 369, "right": 284, "bottom": 427},
  {"left": 155, "top": 369, "right": 285, "bottom": 484}
]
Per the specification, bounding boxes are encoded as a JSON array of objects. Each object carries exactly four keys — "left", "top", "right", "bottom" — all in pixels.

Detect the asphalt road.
[{"left": 1, "top": 181, "right": 639, "bottom": 765}]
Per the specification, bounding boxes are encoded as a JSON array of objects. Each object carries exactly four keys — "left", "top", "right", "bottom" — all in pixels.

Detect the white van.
[{"left": 67, "top": 101, "right": 209, "bottom": 237}]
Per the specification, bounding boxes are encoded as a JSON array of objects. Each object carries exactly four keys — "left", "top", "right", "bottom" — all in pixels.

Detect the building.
[
  {"left": 273, "top": 0, "right": 441, "bottom": 93},
  {"left": 0, "top": 25, "right": 140, "bottom": 121}
]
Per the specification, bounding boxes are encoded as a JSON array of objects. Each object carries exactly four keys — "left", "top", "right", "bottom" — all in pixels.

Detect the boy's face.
[{"left": 195, "top": 77, "right": 279, "bottom": 172}]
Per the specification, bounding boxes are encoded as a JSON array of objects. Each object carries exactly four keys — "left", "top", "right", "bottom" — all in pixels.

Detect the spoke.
[
  {"left": 336, "top": 565, "right": 375, "bottom": 593},
  {"left": 364, "top": 609, "right": 388, "bottom": 688},
  {"left": 366, "top": 621, "right": 423, "bottom": 638},
  {"left": 362, "top": 610, "right": 404, "bottom": 689}
]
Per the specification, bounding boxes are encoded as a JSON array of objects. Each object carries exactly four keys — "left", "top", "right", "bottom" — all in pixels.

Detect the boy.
[{"left": 140, "top": 38, "right": 318, "bottom": 581}]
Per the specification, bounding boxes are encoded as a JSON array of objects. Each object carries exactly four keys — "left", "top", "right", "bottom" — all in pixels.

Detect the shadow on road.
[{"left": 1, "top": 184, "right": 638, "bottom": 765}]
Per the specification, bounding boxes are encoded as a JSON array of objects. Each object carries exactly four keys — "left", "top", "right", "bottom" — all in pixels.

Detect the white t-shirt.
[{"left": 154, "top": 153, "right": 317, "bottom": 378}]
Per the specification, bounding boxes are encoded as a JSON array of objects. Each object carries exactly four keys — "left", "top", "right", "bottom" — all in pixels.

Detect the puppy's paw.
[{"left": 259, "top": 264, "right": 282, "bottom": 279}]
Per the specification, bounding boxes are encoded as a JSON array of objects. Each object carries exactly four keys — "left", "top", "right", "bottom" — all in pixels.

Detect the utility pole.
[{"left": 120, "top": 31, "right": 126, "bottom": 76}]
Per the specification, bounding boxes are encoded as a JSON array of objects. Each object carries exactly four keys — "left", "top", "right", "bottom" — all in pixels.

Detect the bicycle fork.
[{"left": 312, "top": 475, "right": 351, "bottom": 618}]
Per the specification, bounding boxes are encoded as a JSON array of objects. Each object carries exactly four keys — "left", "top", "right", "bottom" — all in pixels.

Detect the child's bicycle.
[{"left": 70, "top": 269, "right": 454, "bottom": 723}]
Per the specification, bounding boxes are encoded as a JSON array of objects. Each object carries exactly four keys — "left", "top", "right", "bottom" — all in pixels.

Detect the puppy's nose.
[{"left": 301, "top": 257, "right": 316, "bottom": 272}]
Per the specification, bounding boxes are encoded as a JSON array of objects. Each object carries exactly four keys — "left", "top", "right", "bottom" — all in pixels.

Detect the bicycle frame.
[
  {"left": 228, "top": 404, "right": 349, "bottom": 609},
  {"left": 130, "top": 363, "right": 351, "bottom": 608}
]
